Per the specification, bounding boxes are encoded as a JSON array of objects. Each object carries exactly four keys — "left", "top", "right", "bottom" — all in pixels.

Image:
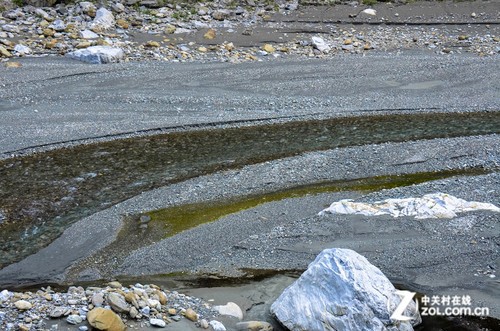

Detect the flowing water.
[{"left": 0, "top": 111, "right": 499, "bottom": 268}]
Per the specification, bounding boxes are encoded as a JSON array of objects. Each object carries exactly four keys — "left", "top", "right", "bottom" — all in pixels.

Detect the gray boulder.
[
  {"left": 271, "top": 248, "right": 421, "bottom": 331},
  {"left": 90, "top": 8, "right": 115, "bottom": 31},
  {"left": 66, "top": 46, "right": 124, "bottom": 64}
]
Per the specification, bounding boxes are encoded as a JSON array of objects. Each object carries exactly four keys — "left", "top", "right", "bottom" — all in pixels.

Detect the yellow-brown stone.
[
  {"left": 87, "top": 308, "right": 126, "bottom": 331},
  {"left": 262, "top": 44, "right": 275, "bottom": 53},
  {"left": 204, "top": 29, "right": 216, "bottom": 40}
]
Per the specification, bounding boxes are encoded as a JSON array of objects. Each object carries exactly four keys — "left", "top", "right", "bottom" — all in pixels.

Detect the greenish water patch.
[
  {"left": 146, "top": 168, "right": 489, "bottom": 238},
  {"left": 1, "top": 111, "right": 499, "bottom": 268}
]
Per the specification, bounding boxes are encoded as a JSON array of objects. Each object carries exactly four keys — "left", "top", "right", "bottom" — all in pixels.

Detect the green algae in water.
[{"left": 146, "top": 168, "right": 489, "bottom": 238}]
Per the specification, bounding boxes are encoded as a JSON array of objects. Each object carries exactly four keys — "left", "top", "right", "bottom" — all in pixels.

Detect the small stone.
[
  {"left": 155, "top": 290, "right": 167, "bottom": 305},
  {"left": 107, "top": 281, "right": 122, "bottom": 289},
  {"left": 116, "top": 19, "right": 129, "bottom": 29},
  {"left": 213, "top": 302, "right": 243, "bottom": 320},
  {"left": 471, "top": 12, "right": 477, "bottom": 18},
  {"left": 92, "top": 293, "right": 105, "bottom": 307},
  {"left": 139, "top": 215, "right": 151, "bottom": 223},
  {"left": 111, "top": 3, "right": 125, "bottom": 13},
  {"left": 50, "top": 20, "right": 66, "bottom": 32},
  {"left": 164, "top": 24, "right": 176, "bottom": 34},
  {"left": 141, "top": 306, "right": 150, "bottom": 316},
  {"left": 198, "top": 46, "right": 208, "bottom": 53},
  {"left": 18, "top": 324, "right": 30, "bottom": 331},
  {"left": 87, "top": 308, "right": 126, "bottom": 331},
  {"left": 124, "top": 292, "right": 137, "bottom": 304},
  {"left": 225, "top": 42, "right": 235, "bottom": 52},
  {"left": 81, "top": 29, "right": 99, "bottom": 39},
  {"left": 458, "top": 35, "right": 468, "bottom": 41},
  {"left": 76, "top": 42, "right": 93, "bottom": 49},
  {"left": 235, "top": 321, "right": 273, "bottom": 331},
  {"left": 79, "top": 326, "right": 89, "bottom": 331},
  {"left": 204, "top": 29, "right": 216, "bottom": 40},
  {"left": 67, "top": 314, "right": 83, "bottom": 325},
  {"left": 150, "top": 318, "right": 166, "bottom": 327},
  {"left": 311, "top": 36, "right": 330, "bottom": 53},
  {"left": 80, "top": 2, "right": 97, "bottom": 15},
  {"left": 148, "top": 299, "right": 161, "bottom": 309},
  {"left": 43, "top": 29, "right": 56, "bottom": 37},
  {"left": 363, "top": 43, "right": 372, "bottom": 50},
  {"left": 50, "top": 307, "right": 66, "bottom": 318},
  {"left": 167, "top": 308, "right": 177, "bottom": 315},
  {"left": 199, "top": 319, "right": 209, "bottom": 329},
  {"left": 343, "top": 39, "right": 353, "bottom": 45},
  {"left": 262, "top": 44, "right": 275, "bottom": 53},
  {"left": 1, "top": 24, "right": 19, "bottom": 33},
  {"left": 4, "top": 61, "right": 22, "bottom": 68},
  {"left": 0, "top": 46, "right": 12, "bottom": 57},
  {"left": 14, "top": 44, "right": 31, "bottom": 55},
  {"left": 44, "top": 39, "right": 58, "bottom": 49},
  {"left": 145, "top": 41, "right": 160, "bottom": 48},
  {"left": 361, "top": 8, "right": 377, "bottom": 16},
  {"left": 14, "top": 300, "right": 32, "bottom": 310},
  {"left": 107, "top": 292, "right": 129, "bottom": 313},
  {"left": 91, "top": 8, "right": 115, "bottom": 32},
  {"left": 35, "top": 8, "right": 52, "bottom": 21},
  {"left": 184, "top": 308, "right": 198, "bottom": 322},
  {"left": 212, "top": 10, "right": 230, "bottom": 21},
  {"left": 129, "top": 307, "right": 139, "bottom": 319},
  {"left": 0, "top": 290, "right": 11, "bottom": 302},
  {"left": 209, "top": 320, "right": 227, "bottom": 331}
]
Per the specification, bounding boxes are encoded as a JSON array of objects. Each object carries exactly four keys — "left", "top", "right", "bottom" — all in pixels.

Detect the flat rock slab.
[{"left": 66, "top": 46, "right": 124, "bottom": 64}]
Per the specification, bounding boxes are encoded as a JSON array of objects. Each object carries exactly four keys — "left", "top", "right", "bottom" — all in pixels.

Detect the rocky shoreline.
[
  {"left": 1, "top": 0, "right": 499, "bottom": 64},
  {"left": 0, "top": 281, "right": 232, "bottom": 330}
]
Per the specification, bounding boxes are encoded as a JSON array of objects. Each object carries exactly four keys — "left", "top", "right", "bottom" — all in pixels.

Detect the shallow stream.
[{"left": 0, "top": 111, "right": 499, "bottom": 268}]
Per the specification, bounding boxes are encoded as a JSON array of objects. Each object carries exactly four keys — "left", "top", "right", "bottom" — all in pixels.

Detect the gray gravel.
[{"left": 0, "top": 53, "right": 499, "bottom": 156}]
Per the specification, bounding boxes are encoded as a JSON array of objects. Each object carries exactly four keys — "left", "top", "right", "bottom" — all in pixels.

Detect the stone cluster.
[
  {"left": 0, "top": 281, "right": 219, "bottom": 330},
  {"left": 1, "top": 1, "right": 498, "bottom": 64}
]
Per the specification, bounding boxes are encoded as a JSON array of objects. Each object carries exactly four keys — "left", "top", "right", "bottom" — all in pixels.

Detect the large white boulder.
[
  {"left": 271, "top": 248, "right": 421, "bottom": 331},
  {"left": 319, "top": 193, "right": 500, "bottom": 219},
  {"left": 66, "top": 46, "right": 124, "bottom": 64}
]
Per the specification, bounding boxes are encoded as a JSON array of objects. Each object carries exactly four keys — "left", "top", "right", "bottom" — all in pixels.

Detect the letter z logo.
[{"left": 390, "top": 290, "right": 417, "bottom": 322}]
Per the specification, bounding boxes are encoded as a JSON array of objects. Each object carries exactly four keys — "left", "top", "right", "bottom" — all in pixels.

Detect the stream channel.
[{"left": 1, "top": 110, "right": 499, "bottom": 330}]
